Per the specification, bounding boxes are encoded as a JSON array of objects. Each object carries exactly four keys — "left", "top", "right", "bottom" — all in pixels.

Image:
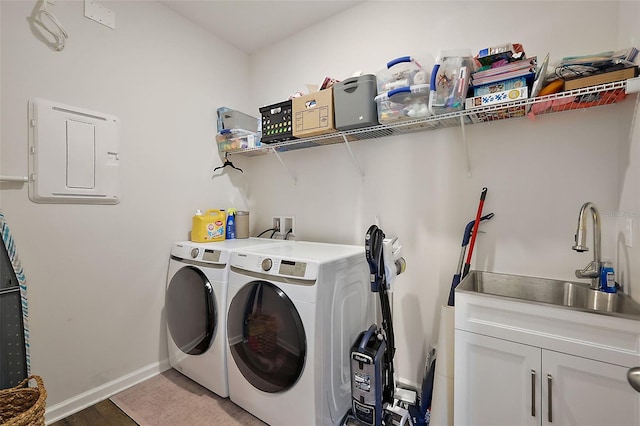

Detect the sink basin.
[{"left": 456, "top": 271, "right": 640, "bottom": 320}]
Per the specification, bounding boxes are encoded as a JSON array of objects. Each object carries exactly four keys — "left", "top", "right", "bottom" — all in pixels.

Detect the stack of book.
[{"left": 466, "top": 43, "right": 536, "bottom": 109}]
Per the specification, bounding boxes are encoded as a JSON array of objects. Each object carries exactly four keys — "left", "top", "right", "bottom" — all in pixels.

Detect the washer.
[
  {"left": 226, "top": 241, "right": 373, "bottom": 425},
  {"left": 165, "top": 238, "right": 290, "bottom": 397}
]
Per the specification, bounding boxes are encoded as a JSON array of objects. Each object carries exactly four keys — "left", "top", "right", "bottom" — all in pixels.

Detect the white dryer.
[
  {"left": 226, "top": 241, "right": 373, "bottom": 425},
  {"left": 165, "top": 238, "right": 289, "bottom": 397}
]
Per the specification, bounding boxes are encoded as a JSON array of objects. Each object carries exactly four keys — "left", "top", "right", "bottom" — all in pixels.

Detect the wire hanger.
[{"left": 213, "top": 153, "right": 243, "bottom": 174}]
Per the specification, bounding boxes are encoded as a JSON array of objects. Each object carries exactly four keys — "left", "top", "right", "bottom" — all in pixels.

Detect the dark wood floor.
[{"left": 51, "top": 399, "right": 137, "bottom": 426}]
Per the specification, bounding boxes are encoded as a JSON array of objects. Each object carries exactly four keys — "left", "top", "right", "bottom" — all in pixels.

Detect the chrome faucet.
[{"left": 572, "top": 202, "right": 601, "bottom": 289}]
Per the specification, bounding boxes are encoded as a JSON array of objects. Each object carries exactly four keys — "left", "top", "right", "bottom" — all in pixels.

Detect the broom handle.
[{"left": 463, "top": 187, "right": 487, "bottom": 278}]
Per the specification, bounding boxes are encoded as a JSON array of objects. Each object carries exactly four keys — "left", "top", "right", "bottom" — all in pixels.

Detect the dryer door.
[
  {"left": 166, "top": 265, "right": 216, "bottom": 355},
  {"left": 227, "top": 280, "right": 306, "bottom": 393}
]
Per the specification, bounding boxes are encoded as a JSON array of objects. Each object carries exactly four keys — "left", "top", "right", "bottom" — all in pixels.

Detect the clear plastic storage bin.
[
  {"left": 376, "top": 56, "right": 430, "bottom": 94},
  {"left": 216, "top": 129, "right": 260, "bottom": 152},
  {"left": 374, "top": 84, "right": 431, "bottom": 124},
  {"left": 429, "top": 50, "right": 475, "bottom": 115}
]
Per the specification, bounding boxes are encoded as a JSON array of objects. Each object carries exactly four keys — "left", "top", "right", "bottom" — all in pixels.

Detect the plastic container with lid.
[
  {"left": 333, "top": 74, "right": 379, "bottom": 130},
  {"left": 216, "top": 107, "right": 259, "bottom": 133},
  {"left": 191, "top": 209, "right": 226, "bottom": 242},
  {"left": 374, "top": 84, "right": 431, "bottom": 124},
  {"left": 429, "top": 50, "right": 475, "bottom": 115},
  {"left": 216, "top": 129, "right": 260, "bottom": 152},
  {"left": 235, "top": 211, "right": 250, "bottom": 239},
  {"left": 376, "top": 56, "right": 430, "bottom": 94}
]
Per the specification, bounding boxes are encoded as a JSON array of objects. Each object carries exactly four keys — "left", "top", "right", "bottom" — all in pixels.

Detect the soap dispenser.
[{"left": 600, "top": 261, "right": 616, "bottom": 293}]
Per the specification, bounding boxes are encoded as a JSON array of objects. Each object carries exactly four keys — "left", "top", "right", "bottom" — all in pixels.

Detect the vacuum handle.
[{"left": 358, "top": 324, "right": 378, "bottom": 352}]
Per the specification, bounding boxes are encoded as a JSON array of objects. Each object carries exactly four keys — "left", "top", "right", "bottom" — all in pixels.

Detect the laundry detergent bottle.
[
  {"left": 226, "top": 208, "right": 236, "bottom": 240},
  {"left": 191, "top": 209, "right": 226, "bottom": 242}
]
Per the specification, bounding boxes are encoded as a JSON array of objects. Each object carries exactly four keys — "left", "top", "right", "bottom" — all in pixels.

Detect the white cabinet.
[
  {"left": 455, "top": 330, "right": 640, "bottom": 426},
  {"left": 542, "top": 350, "right": 639, "bottom": 426},
  {"left": 454, "top": 291, "right": 640, "bottom": 426},
  {"left": 455, "top": 331, "right": 539, "bottom": 426}
]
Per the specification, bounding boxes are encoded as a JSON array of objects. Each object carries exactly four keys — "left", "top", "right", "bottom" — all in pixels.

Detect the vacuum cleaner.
[{"left": 344, "top": 225, "right": 409, "bottom": 426}]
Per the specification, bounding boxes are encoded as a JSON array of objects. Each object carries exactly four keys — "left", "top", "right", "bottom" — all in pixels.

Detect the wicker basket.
[{"left": 0, "top": 376, "right": 47, "bottom": 426}]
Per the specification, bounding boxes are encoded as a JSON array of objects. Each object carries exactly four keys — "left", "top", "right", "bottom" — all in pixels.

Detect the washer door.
[
  {"left": 227, "top": 280, "right": 306, "bottom": 393},
  {"left": 166, "top": 265, "right": 216, "bottom": 355}
]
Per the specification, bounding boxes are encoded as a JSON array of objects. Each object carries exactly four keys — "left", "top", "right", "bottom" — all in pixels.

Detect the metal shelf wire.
[{"left": 228, "top": 78, "right": 637, "bottom": 158}]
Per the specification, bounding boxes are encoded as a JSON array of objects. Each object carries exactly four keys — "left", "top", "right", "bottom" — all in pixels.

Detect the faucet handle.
[{"left": 575, "top": 261, "right": 599, "bottom": 279}]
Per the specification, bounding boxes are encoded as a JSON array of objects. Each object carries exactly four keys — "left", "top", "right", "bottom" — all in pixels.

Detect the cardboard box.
[
  {"left": 465, "top": 86, "right": 528, "bottom": 109},
  {"left": 292, "top": 89, "right": 335, "bottom": 138},
  {"left": 563, "top": 66, "right": 638, "bottom": 91}
]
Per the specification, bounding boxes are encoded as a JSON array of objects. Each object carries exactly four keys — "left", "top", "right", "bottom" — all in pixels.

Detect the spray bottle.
[{"left": 226, "top": 208, "right": 236, "bottom": 240}]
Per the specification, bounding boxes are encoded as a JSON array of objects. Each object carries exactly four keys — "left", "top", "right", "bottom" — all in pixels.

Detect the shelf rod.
[
  {"left": 341, "top": 134, "right": 364, "bottom": 179},
  {"left": 271, "top": 148, "right": 297, "bottom": 185},
  {"left": 460, "top": 115, "right": 471, "bottom": 177},
  {"left": 0, "top": 175, "right": 28, "bottom": 183}
]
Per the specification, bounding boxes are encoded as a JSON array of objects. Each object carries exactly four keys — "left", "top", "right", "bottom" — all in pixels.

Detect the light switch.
[{"left": 66, "top": 119, "right": 95, "bottom": 189}]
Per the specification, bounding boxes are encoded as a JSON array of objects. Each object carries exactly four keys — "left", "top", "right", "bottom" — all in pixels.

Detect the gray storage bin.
[
  {"left": 333, "top": 74, "right": 379, "bottom": 131},
  {"left": 217, "top": 107, "right": 259, "bottom": 133}
]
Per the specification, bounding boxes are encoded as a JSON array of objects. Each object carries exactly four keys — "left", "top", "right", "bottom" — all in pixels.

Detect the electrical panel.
[{"left": 28, "top": 98, "right": 120, "bottom": 204}]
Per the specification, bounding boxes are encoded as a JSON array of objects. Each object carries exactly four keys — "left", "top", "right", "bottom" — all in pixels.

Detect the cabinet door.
[
  {"left": 454, "top": 330, "right": 541, "bottom": 426},
  {"left": 542, "top": 350, "right": 640, "bottom": 426}
]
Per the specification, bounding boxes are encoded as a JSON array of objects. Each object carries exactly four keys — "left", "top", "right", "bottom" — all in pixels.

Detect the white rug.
[{"left": 111, "top": 368, "right": 266, "bottom": 426}]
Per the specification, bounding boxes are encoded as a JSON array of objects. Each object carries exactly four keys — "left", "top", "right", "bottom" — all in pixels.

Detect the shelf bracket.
[
  {"left": 625, "top": 77, "right": 640, "bottom": 94},
  {"left": 460, "top": 115, "right": 471, "bottom": 177},
  {"left": 341, "top": 134, "right": 364, "bottom": 179},
  {"left": 271, "top": 148, "right": 297, "bottom": 185}
]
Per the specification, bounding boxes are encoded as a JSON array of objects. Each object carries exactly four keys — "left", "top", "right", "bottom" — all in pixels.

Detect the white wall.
[
  {"left": 0, "top": 0, "right": 251, "bottom": 420},
  {"left": 245, "top": 1, "right": 638, "bottom": 387},
  {"left": 617, "top": 0, "right": 640, "bottom": 309}
]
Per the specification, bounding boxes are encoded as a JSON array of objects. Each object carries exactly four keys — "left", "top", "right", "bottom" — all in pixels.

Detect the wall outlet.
[
  {"left": 283, "top": 216, "right": 296, "bottom": 238},
  {"left": 272, "top": 217, "right": 281, "bottom": 233},
  {"left": 624, "top": 218, "right": 633, "bottom": 248}
]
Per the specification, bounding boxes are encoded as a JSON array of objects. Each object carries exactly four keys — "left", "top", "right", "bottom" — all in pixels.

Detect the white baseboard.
[{"left": 44, "top": 358, "right": 171, "bottom": 425}]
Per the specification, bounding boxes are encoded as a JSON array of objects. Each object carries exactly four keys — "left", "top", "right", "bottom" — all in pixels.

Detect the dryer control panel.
[
  {"left": 231, "top": 252, "right": 319, "bottom": 280},
  {"left": 277, "top": 259, "right": 306, "bottom": 277}
]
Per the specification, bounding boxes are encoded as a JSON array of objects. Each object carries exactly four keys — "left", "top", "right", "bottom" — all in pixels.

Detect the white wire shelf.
[{"left": 228, "top": 78, "right": 638, "bottom": 158}]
